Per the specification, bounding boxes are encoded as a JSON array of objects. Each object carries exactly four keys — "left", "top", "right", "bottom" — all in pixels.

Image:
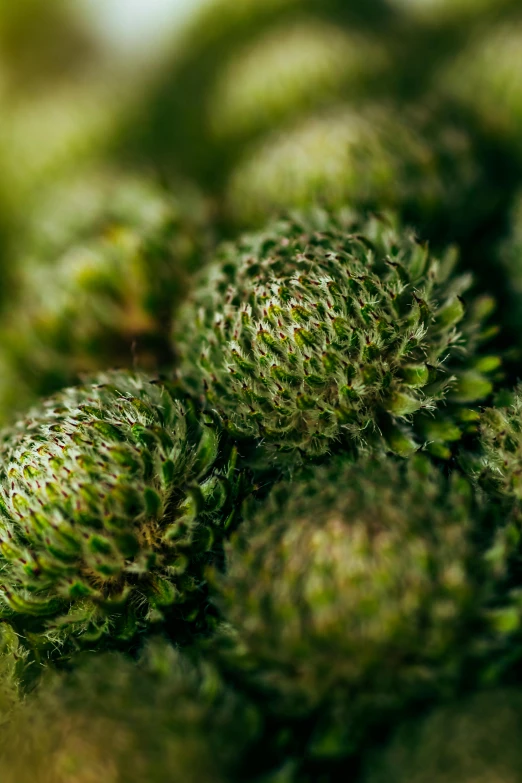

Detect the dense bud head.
[
  {"left": 363, "top": 689, "right": 522, "bottom": 783},
  {"left": 214, "top": 455, "right": 481, "bottom": 755},
  {"left": 176, "top": 211, "right": 497, "bottom": 459},
  {"left": 0, "top": 372, "right": 242, "bottom": 655},
  {"left": 225, "top": 105, "right": 482, "bottom": 236},
  {"left": 0, "top": 173, "right": 209, "bottom": 423},
  {"left": 439, "top": 22, "right": 522, "bottom": 156},
  {"left": 0, "top": 80, "right": 128, "bottom": 316},
  {"left": 0, "top": 640, "right": 259, "bottom": 783},
  {"left": 208, "top": 19, "right": 389, "bottom": 144}
]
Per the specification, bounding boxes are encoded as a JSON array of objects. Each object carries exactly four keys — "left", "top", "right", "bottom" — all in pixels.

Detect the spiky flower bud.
[
  {"left": 363, "top": 689, "right": 522, "bottom": 783},
  {"left": 0, "top": 640, "right": 259, "bottom": 783},
  {"left": 0, "top": 173, "right": 209, "bottom": 424},
  {"left": 213, "top": 455, "right": 482, "bottom": 757},
  {"left": 176, "top": 211, "right": 497, "bottom": 459},
  {"left": 0, "top": 79, "right": 125, "bottom": 222},
  {"left": 225, "top": 105, "right": 482, "bottom": 239},
  {"left": 18, "top": 167, "right": 208, "bottom": 271},
  {"left": 0, "top": 372, "right": 245, "bottom": 658}
]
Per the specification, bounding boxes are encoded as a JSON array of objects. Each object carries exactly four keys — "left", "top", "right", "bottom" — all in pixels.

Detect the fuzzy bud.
[
  {"left": 213, "top": 455, "right": 483, "bottom": 757},
  {"left": 208, "top": 19, "right": 389, "bottom": 145},
  {"left": 474, "top": 386, "right": 522, "bottom": 503},
  {"left": 0, "top": 371, "right": 246, "bottom": 657},
  {"left": 176, "top": 210, "right": 497, "bottom": 458}
]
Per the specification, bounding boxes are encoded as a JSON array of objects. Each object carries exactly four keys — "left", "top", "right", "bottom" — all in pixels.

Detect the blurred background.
[
  {"left": 0, "top": 0, "right": 521, "bottom": 421},
  {"left": 80, "top": 0, "right": 203, "bottom": 57}
]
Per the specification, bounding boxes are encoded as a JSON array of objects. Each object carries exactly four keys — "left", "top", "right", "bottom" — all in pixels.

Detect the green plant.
[
  {"left": 212, "top": 454, "right": 484, "bottom": 759},
  {"left": 122, "top": 0, "right": 394, "bottom": 192},
  {"left": 0, "top": 371, "right": 246, "bottom": 660},
  {"left": 225, "top": 104, "right": 483, "bottom": 240},
  {"left": 458, "top": 387, "right": 522, "bottom": 681},
  {"left": 1, "top": 2, "right": 522, "bottom": 779},
  {"left": 473, "top": 387, "right": 522, "bottom": 502},
  {"left": 0, "top": 173, "right": 209, "bottom": 424},
  {"left": 208, "top": 18, "right": 388, "bottom": 146},
  {"left": 176, "top": 210, "right": 498, "bottom": 460}
]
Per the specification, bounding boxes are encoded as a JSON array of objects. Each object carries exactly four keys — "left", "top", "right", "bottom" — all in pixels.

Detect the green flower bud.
[
  {"left": 458, "top": 386, "right": 522, "bottom": 679},
  {"left": 363, "top": 689, "right": 522, "bottom": 783},
  {"left": 225, "top": 104, "right": 482, "bottom": 238},
  {"left": 0, "top": 173, "right": 209, "bottom": 424},
  {"left": 0, "top": 372, "right": 246, "bottom": 658},
  {"left": 18, "top": 167, "right": 209, "bottom": 271},
  {"left": 213, "top": 455, "right": 483, "bottom": 757},
  {"left": 176, "top": 211, "right": 497, "bottom": 458},
  {"left": 0, "top": 640, "right": 259, "bottom": 783}
]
